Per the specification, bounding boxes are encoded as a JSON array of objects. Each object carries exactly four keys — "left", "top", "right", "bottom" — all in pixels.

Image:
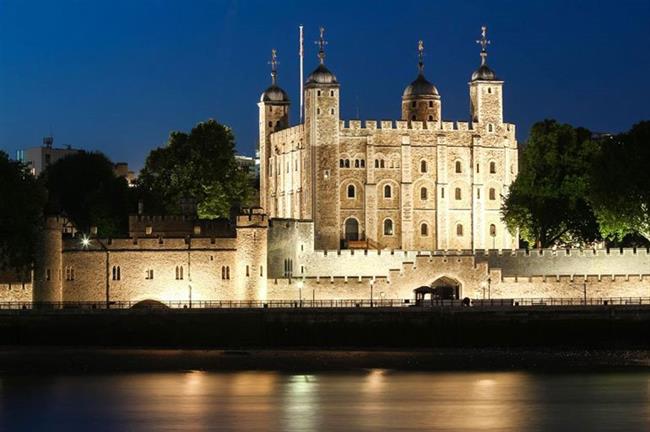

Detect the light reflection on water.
[{"left": 1, "top": 370, "right": 650, "bottom": 431}]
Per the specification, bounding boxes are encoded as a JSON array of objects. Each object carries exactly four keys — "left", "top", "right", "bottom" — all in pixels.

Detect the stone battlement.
[
  {"left": 62, "top": 236, "right": 237, "bottom": 251},
  {"left": 338, "top": 119, "right": 516, "bottom": 135}
]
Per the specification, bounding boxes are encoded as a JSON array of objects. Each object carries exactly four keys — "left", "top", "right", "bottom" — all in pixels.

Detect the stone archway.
[{"left": 414, "top": 276, "right": 462, "bottom": 305}]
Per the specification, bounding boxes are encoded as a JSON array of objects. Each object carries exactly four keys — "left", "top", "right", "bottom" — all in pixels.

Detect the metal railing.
[{"left": 1, "top": 297, "right": 650, "bottom": 311}]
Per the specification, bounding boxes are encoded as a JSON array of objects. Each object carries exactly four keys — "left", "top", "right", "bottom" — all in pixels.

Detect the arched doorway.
[
  {"left": 414, "top": 276, "right": 462, "bottom": 306},
  {"left": 344, "top": 218, "right": 359, "bottom": 241}
]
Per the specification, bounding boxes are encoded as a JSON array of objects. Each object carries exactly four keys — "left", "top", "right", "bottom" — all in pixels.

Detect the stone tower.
[
  {"left": 469, "top": 27, "right": 503, "bottom": 125},
  {"left": 235, "top": 208, "right": 268, "bottom": 301},
  {"left": 33, "top": 216, "right": 64, "bottom": 304},
  {"left": 402, "top": 41, "right": 441, "bottom": 123},
  {"left": 304, "top": 27, "right": 341, "bottom": 250},
  {"left": 258, "top": 49, "right": 290, "bottom": 215}
]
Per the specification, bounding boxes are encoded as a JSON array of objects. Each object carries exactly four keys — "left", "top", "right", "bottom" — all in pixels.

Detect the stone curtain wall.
[{"left": 479, "top": 248, "right": 650, "bottom": 277}]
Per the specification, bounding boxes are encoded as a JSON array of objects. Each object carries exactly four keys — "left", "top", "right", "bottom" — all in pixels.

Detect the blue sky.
[{"left": 1, "top": 0, "right": 649, "bottom": 170}]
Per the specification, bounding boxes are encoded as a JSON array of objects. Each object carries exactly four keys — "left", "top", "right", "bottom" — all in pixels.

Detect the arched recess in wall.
[
  {"left": 344, "top": 217, "right": 360, "bottom": 241},
  {"left": 340, "top": 180, "right": 364, "bottom": 206}
]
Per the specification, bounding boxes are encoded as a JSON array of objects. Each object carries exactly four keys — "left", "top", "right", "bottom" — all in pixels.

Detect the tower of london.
[
  {"left": 2, "top": 27, "right": 650, "bottom": 307},
  {"left": 259, "top": 27, "right": 518, "bottom": 252}
]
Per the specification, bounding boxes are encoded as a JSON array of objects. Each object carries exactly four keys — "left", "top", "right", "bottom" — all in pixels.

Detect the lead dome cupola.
[
  {"left": 402, "top": 40, "right": 439, "bottom": 99},
  {"left": 260, "top": 49, "right": 289, "bottom": 103},
  {"left": 471, "top": 26, "right": 498, "bottom": 82},
  {"left": 305, "top": 27, "right": 339, "bottom": 87}
]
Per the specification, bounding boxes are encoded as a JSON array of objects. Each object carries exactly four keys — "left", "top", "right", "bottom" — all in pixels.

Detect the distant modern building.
[
  {"left": 17, "top": 136, "right": 81, "bottom": 176},
  {"left": 235, "top": 154, "right": 259, "bottom": 178}
]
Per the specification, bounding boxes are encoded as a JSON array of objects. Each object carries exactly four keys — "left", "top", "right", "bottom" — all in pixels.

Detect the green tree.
[
  {"left": 590, "top": 121, "right": 650, "bottom": 242},
  {"left": 0, "top": 151, "right": 46, "bottom": 272},
  {"left": 137, "top": 119, "right": 253, "bottom": 218},
  {"left": 41, "top": 151, "right": 131, "bottom": 237},
  {"left": 502, "top": 119, "right": 601, "bottom": 248}
]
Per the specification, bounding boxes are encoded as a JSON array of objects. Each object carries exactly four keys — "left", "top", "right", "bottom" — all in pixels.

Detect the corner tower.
[
  {"left": 402, "top": 41, "right": 441, "bottom": 123},
  {"left": 258, "top": 49, "right": 290, "bottom": 214},
  {"left": 469, "top": 26, "right": 503, "bottom": 124},
  {"left": 304, "top": 27, "right": 341, "bottom": 250},
  {"left": 33, "top": 216, "right": 64, "bottom": 304}
]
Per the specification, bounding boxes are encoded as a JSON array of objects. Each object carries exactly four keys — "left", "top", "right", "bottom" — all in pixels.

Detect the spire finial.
[
  {"left": 417, "top": 40, "right": 425, "bottom": 73},
  {"left": 269, "top": 49, "right": 278, "bottom": 85},
  {"left": 476, "top": 25, "right": 490, "bottom": 66},
  {"left": 315, "top": 26, "right": 328, "bottom": 64}
]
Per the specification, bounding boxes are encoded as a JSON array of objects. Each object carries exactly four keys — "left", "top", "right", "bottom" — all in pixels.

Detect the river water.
[{"left": 1, "top": 370, "right": 649, "bottom": 431}]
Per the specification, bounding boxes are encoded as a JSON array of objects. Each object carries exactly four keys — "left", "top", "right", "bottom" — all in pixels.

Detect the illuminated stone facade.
[
  {"left": 2, "top": 29, "right": 649, "bottom": 305},
  {"left": 260, "top": 36, "right": 518, "bottom": 252}
]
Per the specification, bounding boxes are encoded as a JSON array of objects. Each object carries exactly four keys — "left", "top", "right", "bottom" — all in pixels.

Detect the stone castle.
[{"left": 2, "top": 27, "right": 649, "bottom": 306}]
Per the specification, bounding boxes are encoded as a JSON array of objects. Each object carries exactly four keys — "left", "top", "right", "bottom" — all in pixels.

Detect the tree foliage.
[
  {"left": 137, "top": 119, "right": 253, "bottom": 218},
  {"left": 0, "top": 151, "right": 46, "bottom": 271},
  {"left": 41, "top": 151, "right": 131, "bottom": 237},
  {"left": 590, "top": 121, "right": 650, "bottom": 242},
  {"left": 502, "top": 120, "right": 601, "bottom": 248}
]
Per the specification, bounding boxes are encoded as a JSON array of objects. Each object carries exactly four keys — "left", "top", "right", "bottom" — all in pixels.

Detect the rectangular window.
[{"left": 145, "top": 269, "right": 154, "bottom": 280}]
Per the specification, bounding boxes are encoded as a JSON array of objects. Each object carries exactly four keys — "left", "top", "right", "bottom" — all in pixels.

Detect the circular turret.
[{"left": 33, "top": 216, "right": 64, "bottom": 305}]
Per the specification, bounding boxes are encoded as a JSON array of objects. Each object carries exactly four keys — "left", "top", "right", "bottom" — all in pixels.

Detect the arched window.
[
  {"left": 420, "top": 223, "right": 428, "bottom": 236},
  {"left": 490, "top": 161, "right": 496, "bottom": 174},
  {"left": 428, "top": 101, "right": 433, "bottom": 108},
  {"left": 420, "top": 160, "right": 427, "bottom": 173},
  {"left": 380, "top": 160, "right": 385, "bottom": 168},
  {"left": 354, "top": 159, "right": 360, "bottom": 168},
  {"left": 420, "top": 187, "right": 428, "bottom": 200},
  {"left": 384, "top": 184, "right": 392, "bottom": 198},
  {"left": 347, "top": 184, "right": 356, "bottom": 198},
  {"left": 375, "top": 159, "right": 379, "bottom": 168},
  {"left": 345, "top": 159, "right": 350, "bottom": 168},
  {"left": 246, "top": 265, "right": 250, "bottom": 277},
  {"left": 428, "top": 115, "right": 433, "bottom": 121},
  {"left": 221, "top": 266, "right": 226, "bottom": 279},
  {"left": 112, "top": 266, "right": 121, "bottom": 281},
  {"left": 489, "top": 188, "right": 496, "bottom": 200},
  {"left": 456, "top": 224, "right": 464, "bottom": 237},
  {"left": 488, "top": 124, "right": 494, "bottom": 132},
  {"left": 175, "top": 266, "right": 184, "bottom": 280},
  {"left": 383, "top": 219, "right": 394, "bottom": 236},
  {"left": 455, "top": 161, "right": 462, "bottom": 173},
  {"left": 489, "top": 224, "right": 497, "bottom": 236},
  {"left": 226, "top": 266, "right": 230, "bottom": 279},
  {"left": 455, "top": 187, "right": 462, "bottom": 200},
  {"left": 339, "top": 159, "right": 344, "bottom": 168},
  {"left": 283, "top": 259, "right": 293, "bottom": 277},
  {"left": 360, "top": 159, "right": 365, "bottom": 168}
]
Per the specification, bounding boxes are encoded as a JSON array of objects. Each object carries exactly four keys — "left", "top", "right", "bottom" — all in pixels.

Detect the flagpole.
[{"left": 299, "top": 25, "right": 304, "bottom": 123}]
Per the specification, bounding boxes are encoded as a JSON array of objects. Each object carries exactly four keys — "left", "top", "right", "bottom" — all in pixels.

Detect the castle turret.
[
  {"left": 235, "top": 208, "right": 268, "bottom": 300},
  {"left": 258, "top": 49, "right": 290, "bottom": 215},
  {"left": 402, "top": 41, "right": 441, "bottom": 123},
  {"left": 304, "top": 27, "right": 341, "bottom": 250},
  {"left": 33, "top": 216, "right": 64, "bottom": 304},
  {"left": 469, "top": 26, "right": 503, "bottom": 125}
]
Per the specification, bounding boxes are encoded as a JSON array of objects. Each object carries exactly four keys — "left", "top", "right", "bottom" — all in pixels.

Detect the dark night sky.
[{"left": 1, "top": 0, "right": 649, "bottom": 171}]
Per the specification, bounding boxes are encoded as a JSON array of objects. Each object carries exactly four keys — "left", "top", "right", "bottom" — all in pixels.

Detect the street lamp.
[{"left": 297, "top": 280, "right": 304, "bottom": 306}]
